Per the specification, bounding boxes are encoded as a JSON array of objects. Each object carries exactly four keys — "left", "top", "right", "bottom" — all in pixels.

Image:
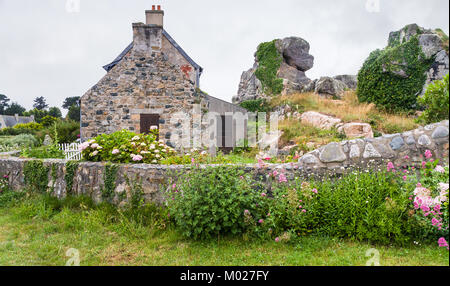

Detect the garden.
[{"left": 0, "top": 76, "right": 449, "bottom": 266}]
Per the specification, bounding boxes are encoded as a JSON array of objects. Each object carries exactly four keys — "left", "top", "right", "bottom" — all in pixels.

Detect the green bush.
[
  {"left": 310, "top": 171, "right": 415, "bottom": 244},
  {"left": 166, "top": 166, "right": 266, "bottom": 240},
  {"left": 40, "top": 115, "right": 58, "bottom": 128},
  {"left": 0, "top": 127, "right": 36, "bottom": 136},
  {"left": 357, "top": 36, "right": 433, "bottom": 111},
  {"left": 255, "top": 40, "right": 284, "bottom": 96},
  {"left": 417, "top": 74, "right": 449, "bottom": 124},
  {"left": 35, "top": 120, "right": 80, "bottom": 143},
  {"left": 239, "top": 99, "right": 271, "bottom": 113},
  {"left": 13, "top": 122, "right": 43, "bottom": 130}
]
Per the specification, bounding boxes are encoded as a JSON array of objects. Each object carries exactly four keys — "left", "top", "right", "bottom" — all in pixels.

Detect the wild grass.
[
  {"left": 0, "top": 191, "right": 447, "bottom": 266},
  {"left": 271, "top": 91, "right": 418, "bottom": 135}
]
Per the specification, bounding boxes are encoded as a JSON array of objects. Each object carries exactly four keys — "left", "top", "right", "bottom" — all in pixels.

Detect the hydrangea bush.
[{"left": 80, "top": 129, "right": 176, "bottom": 164}]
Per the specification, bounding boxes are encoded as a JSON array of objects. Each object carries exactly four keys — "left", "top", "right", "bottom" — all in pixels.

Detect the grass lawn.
[{"left": 0, "top": 195, "right": 448, "bottom": 266}]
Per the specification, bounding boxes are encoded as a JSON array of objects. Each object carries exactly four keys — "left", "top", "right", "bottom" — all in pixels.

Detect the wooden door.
[{"left": 140, "top": 114, "right": 160, "bottom": 140}]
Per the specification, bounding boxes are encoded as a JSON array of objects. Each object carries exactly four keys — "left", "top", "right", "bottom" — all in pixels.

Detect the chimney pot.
[
  {"left": 152, "top": 5, "right": 155, "bottom": 10},
  {"left": 157, "top": 5, "right": 161, "bottom": 10}
]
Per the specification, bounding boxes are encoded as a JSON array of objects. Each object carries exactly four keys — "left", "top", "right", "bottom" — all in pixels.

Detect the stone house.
[
  {"left": 0, "top": 114, "right": 34, "bottom": 129},
  {"left": 80, "top": 7, "right": 246, "bottom": 149}
]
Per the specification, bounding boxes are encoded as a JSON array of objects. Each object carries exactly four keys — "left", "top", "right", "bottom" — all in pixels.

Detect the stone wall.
[{"left": 1, "top": 121, "right": 448, "bottom": 206}]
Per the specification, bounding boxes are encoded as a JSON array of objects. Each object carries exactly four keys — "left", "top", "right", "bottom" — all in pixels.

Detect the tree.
[
  {"left": 48, "top": 106, "right": 62, "bottom": 118},
  {"left": 67, "top": 105, "right": 80, "bottom": 122},
  {"left": 23, "top": 108, "right": 48, "bottom": 123},
  {"left": 4, "top": 102, "right": 26, "bottom": 116},
  {"left": 33, "top": 96, "right": 48, "bottom": 110},
  {"left": 63, "top": 96, "right": 80, "bottom": 109},
  {"left": 0, "top": 94, "right": 10, "bottom": 114}
]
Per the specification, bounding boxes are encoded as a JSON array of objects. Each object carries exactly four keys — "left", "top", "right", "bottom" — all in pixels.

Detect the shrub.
[
  {"left": 239, "top": 99, "right": 271, "bottom": 113},
  {"left": 2, "top": 134, "right": 38, "bottom": 148},
  {"left": 417, "top": 74, "right": 449, "bottom": 124},
  {"left": 0, "top": 127, "right": 35, "bottom": 136},
  {"left": 40, "top": 115, "right": 58, "bottom": 127},
  {"left": 81, "top": 129, "right": 176, "bottom": 164},
  {"left": 166, "top": 166, "right": 266, "bottom": 240},
  {"left": 13, "top": 122, "right": 43, "bottom": 130},
  {"left": 35, "top": 120, "right": 80, "bottom": 143},
  {"left": 357, "top": 36, "right": 433, "bottom": 111}
]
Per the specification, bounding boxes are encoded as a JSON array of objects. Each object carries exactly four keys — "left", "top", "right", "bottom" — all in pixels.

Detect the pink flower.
[
  {"left": 302, "top": 209, "right": 307, "bottom": 213},
  {"left": 244, "top": 209, "right": 250, "bottom": 215},
  {"left": 404, "top": 155, "right": 410, "bottom": 160},
  {"left": 272, "top": 170, "right": 278, "bottom": 177},
  {"left": 438, "top": 237, "right": 449, "bottom": 249},
  {"left": 312, "top": 188, "right": 318, "bottom": 194},
  {"left": 258, "top": 219, "right": 264, "bottom": 224},
  {"left": 387, "top": 162, "right": 395, "bottom": 172},
  {"left": 132, "top": 155, "right": 143, "bottom": 162},
  {"left": 432, "top": 217, "right": 440, "bottom": 226},
  {"left": 403, "top": 175, "right": 407, "bottom": 181},
  {"left": 191, "top": 158, "right": 195, "bottom": 164},
  {"left": 275, "top": 237, "right": 280, "bottom": 242},
  {"left": 91, "top": 143, "right": 99, "bottom": 149},
  {"left": 422, "top": 161, "right": 426, "bottom": 169},
  {"left": 112, "top": 149, "right": 120, "bottom": 155},
  {"left": 278, "top": 173, "right": 287, "bottom": 183},
  {"left": 425, "top": 150, "right": 433, "bottom": 159},
  {"left": 261, "top": 193, "right": 267, "bottom": 197}
]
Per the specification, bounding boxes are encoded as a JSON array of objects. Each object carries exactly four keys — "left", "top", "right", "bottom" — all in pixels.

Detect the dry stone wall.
[{"left": 1, "top": 121, "right": 448, "bottom": 205}]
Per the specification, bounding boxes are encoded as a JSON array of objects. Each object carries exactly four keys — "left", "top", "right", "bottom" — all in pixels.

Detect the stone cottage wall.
[{"left": 80, "top": 24, "right": 203, "bottom": 146}]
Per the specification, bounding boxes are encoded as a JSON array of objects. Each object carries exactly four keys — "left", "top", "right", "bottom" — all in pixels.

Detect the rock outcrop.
[
  {"left": 387, "top": 23, "right": 449, "bottom": 93},
  {"left": 300, "top": 111, "right": 342, "bottom": 130},
  {"left": 314, "top": 77, "right": 348, "bottom": 99},
  {"left": 233, "top": 37, "right": 314, "bottom": 104}
]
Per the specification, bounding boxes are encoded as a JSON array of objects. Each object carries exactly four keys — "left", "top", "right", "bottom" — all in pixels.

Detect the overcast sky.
[{"left": 0, "top": 0, "right": 449, "bottom": 113}]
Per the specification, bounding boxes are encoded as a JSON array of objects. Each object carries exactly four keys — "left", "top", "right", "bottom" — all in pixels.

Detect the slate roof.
[
  {"left": 103, "top": 29, "right": 203, "bottom": 75},
  {"left": 0, "top": 115, "right": 34, "bottom": 128}
]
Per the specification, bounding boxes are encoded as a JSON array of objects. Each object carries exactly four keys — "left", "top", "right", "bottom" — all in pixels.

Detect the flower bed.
[{"left": 80, "top": 129, "right": 176, "bottom": 164}]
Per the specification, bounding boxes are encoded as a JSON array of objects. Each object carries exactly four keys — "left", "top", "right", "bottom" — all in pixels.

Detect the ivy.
[
  {"left": 64, "top": 161, "right": 79, "bottom": 195},
  {"left": 124, "top": 174, "right": 145, "bottom": 209},
  {"left": 101, "top": 163, "right": 119, "bottom": 201},
  {"left": 255, "top": 40, "right": 284, "bottom": 96},
  {"left": 357, "top": 36, "right": 433, "bottom": 111},
  {"left": 23, "top": 160, "right": 49, "bottom": 193}
]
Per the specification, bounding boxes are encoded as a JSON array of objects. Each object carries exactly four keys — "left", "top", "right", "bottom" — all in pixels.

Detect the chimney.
[{"left": 145, "top": 5, "right": 164, "bottom": 27}]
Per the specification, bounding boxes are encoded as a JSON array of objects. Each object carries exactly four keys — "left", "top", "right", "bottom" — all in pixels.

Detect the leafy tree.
[
  {"left": 62, "top": 96, "right": 80, "bottom": 109},
  {"left": 3, "top": 102, "right": 26, "bottom": 116},
  {"left": 67, "top": 105, "right": 80, "bottom": 122},
  {"left": 40, "top": 115, "right": 58, "bottom": 127},
  {"left": 23, "top": 108, "right": 48, "bottom": 123},
  {"left": 48, "top": 107, "right": 62, "bottom": 118},
  {"left": 0, "top": 94, "right": 10, "bottom": 114},
  {"left": 33, "top": 96, "right": 48, "bottom": 110}
]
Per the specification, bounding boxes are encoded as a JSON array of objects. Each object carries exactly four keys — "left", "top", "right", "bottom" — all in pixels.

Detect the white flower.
[
  {"left": 435, "top": 165, "right": 446, "bottom": 173},
  {"left": 132, "top": 136, "right": 140, "bottom": 141},
  {"left": 140, "top": 143, "right": 147, "bottom": 147},
  {"left": 158, "top": 140, "right": 164, "bottom": 144},
  {"left": 91, "top": 151, "right": 98, "bottom": 156},
  {"left": 91, "top": 143, "right": 99, "bottom": 149},
  {"left": 150, "top": 144, "right": 155, "bottom": 150},
  {"left": 150, "top": 125, "right": 158, "bottom": 130},
  {"left": 154, "top": 150, "right": 160, "bottom": 153},
  {"left": 155, "top": 154, "right": 160, "bottom": 158},
  {"left": 112, "top": 149, "right": 120, "bottom": 155},
  {"left": 152, "top": 160, "right": 157, "bottom": 164},
  {"left": 201, "top": 151, "right": 207, "bottom": 155},
  {"left": 140, "top": 151, "right": 150, "bottom": 154}
]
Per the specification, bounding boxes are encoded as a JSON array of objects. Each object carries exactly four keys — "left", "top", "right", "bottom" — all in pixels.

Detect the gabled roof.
[{"left": 103, "top": 29, "right": 203, "bottom": 75}]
